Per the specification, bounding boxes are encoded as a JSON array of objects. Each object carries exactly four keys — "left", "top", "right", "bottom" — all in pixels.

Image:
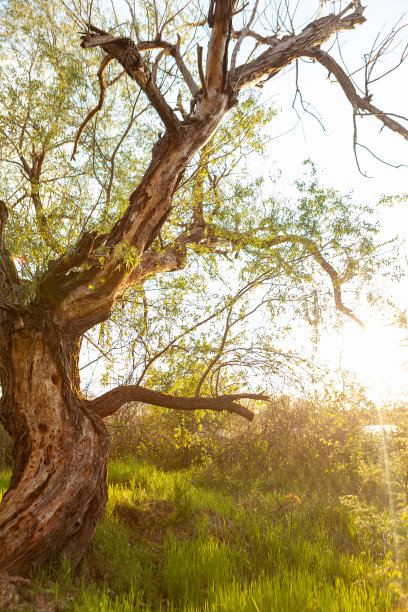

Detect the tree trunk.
[{"left": 0, "top": 324, "right": 109, "bottom": 576}]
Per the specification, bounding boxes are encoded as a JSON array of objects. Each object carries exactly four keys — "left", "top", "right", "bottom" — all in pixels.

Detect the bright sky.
[{"left": 255, "top": 0, "right": 408, "bottom": 401}]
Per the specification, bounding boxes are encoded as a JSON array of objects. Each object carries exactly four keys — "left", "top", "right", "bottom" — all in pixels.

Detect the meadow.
[{"left": 1, "top": 393, "right": 408, "bottom": 610}]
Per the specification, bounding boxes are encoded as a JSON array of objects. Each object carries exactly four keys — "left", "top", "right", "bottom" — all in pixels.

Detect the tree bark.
[
  {"left": 0, "top": 322, "right": 109, "bottom": 576},
  {"left": 1, "top": 0, "right": 406, "bottom": 579}
]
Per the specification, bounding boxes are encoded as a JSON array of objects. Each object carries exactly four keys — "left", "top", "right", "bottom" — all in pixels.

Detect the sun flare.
[{"left": 341, "top": 320, "right": 408, "bottom": 401}]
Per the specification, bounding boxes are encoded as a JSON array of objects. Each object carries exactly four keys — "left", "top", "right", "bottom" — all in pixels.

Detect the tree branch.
[
  {"left": 72, "top": 55, "right": 113, "bottom": 159},
  {"left": 56, "top": 6, "right": 373, "bottom": 332},
  {"left": 206, "top": 0, "right": 237, "bottom": 91},
  {"left": 80, "top": 27, "right": 181, "bottom": 136},
  {"left": 211, "top": 225, "right": 364, "bottom": 327},
  {"left": 303, "top": 48, "right": 408, "bottom": 141},
  {"left": 85, "top": 385, "right": 268, "bottom": 421},
  {"left": 230, "top": 0, "right": 259, "bottom": 74},
  {"left": 268, "top": 234, "right": 364, "bottom": 327},
  {"left": 197, "top": 45, "right": 208, "bottom": 98},
  {"left": 230, "top": 7, "right": 366, "bottom": 91},
  {"left": 127, "top": 224, "right": 220, "bottom": 285},
  {"left": 0, "top": 200, "right": 20, "bottom": 292},
  {"left": 119, "top": 37, "right": 198, "bottom": 97}
]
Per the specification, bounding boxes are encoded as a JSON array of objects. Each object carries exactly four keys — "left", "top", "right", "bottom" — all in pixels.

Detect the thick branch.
[
  {"left": 81, "top": 28, "right": 180, "bottom": 135},
  {"left": 206, "top": 0, "right": 237, "bottom": 91},
  {"left": 230, "top": 8, "right": 366, "bottom": 91},
  {"left": 85, "top": 385, "right": 268, "bottom": 421},
  {"left": 115, "top": 37, "right": 198, "bottom": 97},
  {"left": 128, "top": 225, "right": 220, "bottom": 284}
]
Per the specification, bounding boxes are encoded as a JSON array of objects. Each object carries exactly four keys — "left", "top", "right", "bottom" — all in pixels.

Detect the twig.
[{"left": 72, "top": 55, "right": 113, "bottom": 159}]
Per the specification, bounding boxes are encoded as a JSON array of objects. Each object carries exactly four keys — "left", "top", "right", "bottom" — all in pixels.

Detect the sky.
[
  {"left": 253, "top": 0, "right": 408, "bottom": 401},
  {"left": 264, "top": 0, "right": 407, "bottom": 208}
]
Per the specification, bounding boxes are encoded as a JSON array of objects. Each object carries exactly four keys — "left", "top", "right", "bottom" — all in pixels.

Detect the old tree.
[{"left": 0, "top": 0, "right": 407, "bottom": 575}]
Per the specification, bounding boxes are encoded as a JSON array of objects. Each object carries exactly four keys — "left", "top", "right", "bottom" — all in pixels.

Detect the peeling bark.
[{"left": 0, "top": 324, "right": 109, "bottom": 576}]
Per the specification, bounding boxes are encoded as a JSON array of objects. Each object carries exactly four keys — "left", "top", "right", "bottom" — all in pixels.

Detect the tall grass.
[{"left": 1, "top": 456, "right": 405, "bottom": 610}]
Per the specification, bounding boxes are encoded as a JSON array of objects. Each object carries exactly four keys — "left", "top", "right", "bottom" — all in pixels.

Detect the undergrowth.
[{"left": 1, "top": 457, "right": 407, "bottom": 611}]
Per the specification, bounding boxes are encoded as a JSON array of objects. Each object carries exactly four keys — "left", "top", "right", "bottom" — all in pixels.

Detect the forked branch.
[{"left": 80, "top": 26, "right": 180, "bottom": 135}]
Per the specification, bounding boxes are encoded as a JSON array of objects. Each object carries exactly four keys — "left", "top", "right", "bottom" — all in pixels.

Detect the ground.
[{"left": 0, "top": 456, "right": 407, "bottom": 611}]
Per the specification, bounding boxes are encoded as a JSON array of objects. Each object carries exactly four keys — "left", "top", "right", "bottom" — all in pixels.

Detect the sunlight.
[{"left": 341, "top": 320, "right": 408, "bottom": 401}]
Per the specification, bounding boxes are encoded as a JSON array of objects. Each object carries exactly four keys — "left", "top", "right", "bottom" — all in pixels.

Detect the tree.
[{"left": 0, "top": 0, "right": 407, "bottom": 576}]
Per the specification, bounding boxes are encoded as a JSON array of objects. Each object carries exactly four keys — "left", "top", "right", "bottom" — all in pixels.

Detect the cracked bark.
[{"left": 1, "top": 0, "right": 406, "bottom": 577}]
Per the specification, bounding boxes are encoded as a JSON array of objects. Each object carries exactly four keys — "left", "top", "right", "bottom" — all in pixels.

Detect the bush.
[{"left": 106, "top": 389, "right": 398, "bottom": 507}]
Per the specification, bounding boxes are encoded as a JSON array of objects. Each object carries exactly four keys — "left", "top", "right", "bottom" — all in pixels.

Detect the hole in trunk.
[
  {"left": 38, "top": 424, "right": 48, "bottom": 433},
  {"left": 51, "top": 374, "right": 61, "bottom": 387}
]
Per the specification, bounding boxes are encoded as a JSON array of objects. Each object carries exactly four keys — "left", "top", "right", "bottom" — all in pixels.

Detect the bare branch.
[
  {"left": 170, "top": 36, "right": 199, "bottom": 97},
  {"left": 230, "top": 7, "right": 366, "bottom": 91},
  {"left": 231, "top": 28, "right": 279, "bottom": 46},
  {"left": 303, "top": 48, "right": 408, "bottom": 141},
  {"left": 85, "top": 384, "right": 268, "bottom": 421},
  {"left": 197, "top": 45, "right": 208, "bottom": 98},
  {"left": 72, "top": 55, "right": 113, "bottom": 159},
  {"left": 230, "top": 0, "right": 260, "bottom": 73}
]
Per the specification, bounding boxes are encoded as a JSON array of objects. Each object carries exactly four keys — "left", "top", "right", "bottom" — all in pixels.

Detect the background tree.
[{"left": 0, "top": 0, "right": 407, "bottom": 576}]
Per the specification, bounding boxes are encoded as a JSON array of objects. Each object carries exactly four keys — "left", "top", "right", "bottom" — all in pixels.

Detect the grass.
[
  {"left": 0, "top": 465, "right": 11, "bottom": 502},
  {"left": 0, "top": 457, "right": 407, "bottom": 611}
]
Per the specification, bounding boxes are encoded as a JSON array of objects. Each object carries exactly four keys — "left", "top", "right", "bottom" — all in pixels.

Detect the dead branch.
[{"left": 303, "top": 48, "right": 408, "bottom": 142}]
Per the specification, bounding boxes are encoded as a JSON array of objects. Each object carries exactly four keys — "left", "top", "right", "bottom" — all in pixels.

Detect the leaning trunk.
[{"left": 0, "top": 325, "right": 109, "bottom": 576}]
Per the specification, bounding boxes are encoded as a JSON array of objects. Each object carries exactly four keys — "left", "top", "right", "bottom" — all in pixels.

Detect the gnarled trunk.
[{"left": 0, "top": 323, "right": 109, "bottom": 576}]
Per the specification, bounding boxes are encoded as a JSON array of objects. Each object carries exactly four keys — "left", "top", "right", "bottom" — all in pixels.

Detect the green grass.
[
  {"left": 0, "top": 457, "right": 407, "bottom": 611},
  {"left": 0, "top": 466, "right": 11, "bottom": 503}
]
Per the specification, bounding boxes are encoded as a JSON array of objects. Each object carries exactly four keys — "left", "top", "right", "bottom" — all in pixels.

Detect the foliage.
[
  {"left": 107, "top": 388, "right": 378, "bottom": 494},
  {"left": 0, "top": 0, "right": 396, "bottom": 400}
]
